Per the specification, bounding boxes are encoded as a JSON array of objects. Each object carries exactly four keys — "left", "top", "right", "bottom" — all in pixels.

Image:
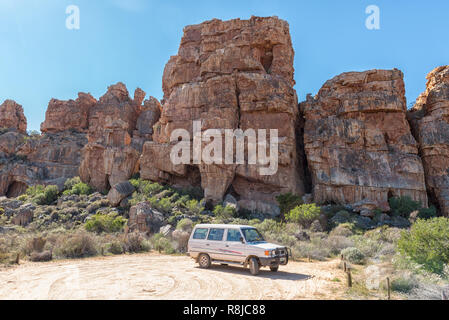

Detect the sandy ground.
[{"left": 0, "top": 253, "right": 346, "bottom": 300}]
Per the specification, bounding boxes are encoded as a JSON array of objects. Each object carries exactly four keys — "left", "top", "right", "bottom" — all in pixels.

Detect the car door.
[
  {"left": 224, "top": 228, "right": 247, "bottom": 263},
  {"left": 206, "top": 228, "right": 225, "bottom": 260},
  {"left": 188, "top": 227, "right": 209, "bottom": 257}
]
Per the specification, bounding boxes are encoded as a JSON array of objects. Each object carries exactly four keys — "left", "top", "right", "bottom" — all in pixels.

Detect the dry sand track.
[{"left": 0, "top": 253, "right": 346, "bottom": 300}]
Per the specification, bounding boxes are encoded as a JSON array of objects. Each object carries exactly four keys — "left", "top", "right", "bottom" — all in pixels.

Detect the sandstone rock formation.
[
  {"left": 301, "top": 69, "right": 428, "bottom": 210},
  {"left": 107, "top": 181, "right": 135, "bottom": 207},
  {"left": 0, "top": 100, "right": 27, "bottom": 134},
  {"left": 140, "top": 16, "right": 305, "bottom": 214},
  {"left": 408, "top": 66, "right": 449, "bottom": 216},
  {"left": 79, "top": 83, "right": 156, "bottom": 192},
  {"left": 40, "top": 93, "right": 96, "bottom": 133},
  {"left": 128, "top": 202, "right": 165, "bottom": 234}
]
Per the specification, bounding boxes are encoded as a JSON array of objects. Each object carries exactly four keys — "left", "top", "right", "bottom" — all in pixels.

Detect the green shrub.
[
  {"left": 26, "top": 185, "right": 45, "bottom": 197},
  {"left": 123, "top": 232, "right": 150, "bottom": 253},
  {"left": 185, "top": 199, "right": 205, "bottom": 216},
  {"left": 176, "top": 218, "right": 193, "bottom": 232},
  {"left": 391, "top": 274, "right": 419, "bottom": 293},
  {"left": 54, "top": 231, "right": 97, "bottom": 258},
  {"left": 341, "top": 247, "right": 365, "bottom": 265},
  {"left": 417, "top": 206, "right": 438, "bottom": 220},
  {"left": 63, "top": 177, "right": 93, "bottom": 196},
  {"left": 85, "top": 213, "right": 127, "bottom": 234},
  {"left": 397, "top": 217, "right": 449, "bottom": 274},
  {"left": 286, "top": 204, "right": 321, "bottom": 228},
  {"left": 17, "top": 195, "right": 27, "bottom": 202},
  {"left": 276, "top": 193, "right": 303, "bottom": 217},
  {"left": 213, "top": 204, "right": 236, "bottom": 219},
  {"left": 389, "top": 196, "right": 421, "bottom": 218},
  {"left": 106, "top": 241, "right": 124, "bottom": 255},
  {"left": 0, "top": 207, "right": 4, "bottom": 216},
  {"left": 32, "top": 185, "right": 59, "bottom": 205},
  {"left": 151, "top": 233, "right": 175, "bottom": 254}
]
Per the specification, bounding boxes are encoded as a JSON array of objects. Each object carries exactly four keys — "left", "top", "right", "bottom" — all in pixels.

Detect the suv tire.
[
  {"left": 270, "top": 266, "right": 279, "bottom": 272},
  {"left": 198, "top": 253, "right": 211, "bottom": 269},
  {"left": 249, "top": 257, "right": 260, "bottom": 275}
]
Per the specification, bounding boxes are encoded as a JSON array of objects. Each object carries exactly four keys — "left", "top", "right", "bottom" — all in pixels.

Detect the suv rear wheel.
[
  {"left": 249, "top": 257, "right": 260, "bottom": 275},
  {"left": 198, "top": 253, "right": 211, "bottom": 269}
]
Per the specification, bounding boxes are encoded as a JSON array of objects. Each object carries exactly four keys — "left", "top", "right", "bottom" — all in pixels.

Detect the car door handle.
[
  {"left": 206, "top": 244, "right": 210, "bottom": 246},
  {"left": 225, "top": 245, "right": 229, "bottom": 247}
]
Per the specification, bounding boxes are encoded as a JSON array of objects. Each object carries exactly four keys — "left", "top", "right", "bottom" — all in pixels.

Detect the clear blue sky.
[{"left": 1, "top": 0, "right": 448, "bottom": 131}]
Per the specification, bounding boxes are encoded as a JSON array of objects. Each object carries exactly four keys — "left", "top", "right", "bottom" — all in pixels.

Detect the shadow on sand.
[{"left": 195, "top": 264, "right": 312, "bottom": 281}]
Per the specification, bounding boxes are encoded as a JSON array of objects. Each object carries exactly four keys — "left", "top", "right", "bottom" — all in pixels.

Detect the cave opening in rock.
[
  {"left": 260, "top": 49, "right": 273, "bottom": 74},
  {"left": 6, "top": 181, "right": 28, "bottom": 198}
]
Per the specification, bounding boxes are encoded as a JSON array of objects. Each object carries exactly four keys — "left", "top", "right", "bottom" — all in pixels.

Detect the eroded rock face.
[
  {"left": 301, "top": 69, "right": 428, "bottom": 209},
  {"left": 79, "top": 83, "right": 159, "bottom": 192},
  {"left": 40, "top": 93, "right": 97, "bottom": 133},
  {"left": 0, "top": 100, "right": 27, "bottom": 134},
  {"left": 141, "top": 16, "right": 305, "bottom": 213},
  {"left": 408, "top": 66, "right": 449, "bottom": 215}
]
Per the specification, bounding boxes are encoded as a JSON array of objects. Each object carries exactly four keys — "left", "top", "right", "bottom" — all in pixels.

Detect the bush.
[
  {"left": 151, "top": 233, "right": 175, "bottom": 254},
  {"left": 172, "top": 230, "right": 190, "bottom": 252},
  {"left": 54, "top": 231, "right": 97, "bottom": 258},
  {"left": 176, "top": 218, "right": 193, "bottom": 233},
  {"left": 26, "top": 185, "right": 59, "bottom": 205},
  {"left": 417, "top": 206, "right": 438, "bottom": 220},
  {"left": 105, "top": 241, "right": 124, "bottom": 255},
  {"left": 391, "top": 273, "right": 419, "bottom": 293},
  {"left": 341, "top": 247, "right": 365, "bottom": 264},
  {"left": 30, "top": 250, "right": 52, "bottom": 262},
  {"left": 213, "top": 205, "right": 236, "bottom": 219},
  {"left": 85, "top": 213, "right": 127, "bottom": 234},
  {"left": 123, "top": 232, "right": 150, "bottom": 253},
  {"left": 286, "top": 204, "right": 321, "bottom": 228},
  {"left": 398, "top": 217, "right": 449, "bottom": 274},
  {"left": 276, "top": 193, "right": 303, "bottom": 217},
  {"left": 389, "top": 196, "right": 421, "bottom": 218},
  {"left": 185, "top": 199, "right": 205, "bottom": 216},
  {"left": 63, "top": 177, "right": 93, "bottom": 196}
]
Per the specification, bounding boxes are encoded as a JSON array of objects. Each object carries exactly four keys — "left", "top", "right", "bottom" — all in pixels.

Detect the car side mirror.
[{"left": 240, "top": 237, "right": 245, "bottom": 243}]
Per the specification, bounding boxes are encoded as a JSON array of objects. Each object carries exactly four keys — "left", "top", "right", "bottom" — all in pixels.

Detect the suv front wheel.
[
  {"left": 198, "top": 253, "right": 211, "bottom": 269},
  {"left": 249, "top": 257, "right": 260, "bottom": 275}
]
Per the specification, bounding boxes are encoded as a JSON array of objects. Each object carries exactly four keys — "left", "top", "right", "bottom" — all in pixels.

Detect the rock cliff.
[
  {"left": 408, "top": 66, "right": 449, "bottom": 216},
  {"left": 300, "top": 69, "right": 428, "bottom": 211},
  {"left": 141, "top": 16, "right": 305, "bottom": 214}
]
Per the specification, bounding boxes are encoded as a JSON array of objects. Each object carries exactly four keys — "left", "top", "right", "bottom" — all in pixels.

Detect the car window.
[
  {"left": 192, "top": 228, "right": 208, "bottom": 240},
  {"left": 207, "top": 228, "right": 224, "bottom": 241},
  {"left": 226, "top": 229, "right": 242, "bottom": 242},
  {"left": 242, "top": 228, "right": 265, "bottom": 243}
]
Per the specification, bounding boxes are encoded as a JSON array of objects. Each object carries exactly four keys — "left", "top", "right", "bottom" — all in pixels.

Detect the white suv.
[{"left": 187, "top": 224, "right": 290, "bottom": 275}]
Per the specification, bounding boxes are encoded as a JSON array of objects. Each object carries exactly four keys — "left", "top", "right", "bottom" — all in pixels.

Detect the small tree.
[
  {"left": 286, "top": 204, "right": 321, "bottom": 228},
  {"left": 398, "top": 217, "right": 449, "bottom": 274}
]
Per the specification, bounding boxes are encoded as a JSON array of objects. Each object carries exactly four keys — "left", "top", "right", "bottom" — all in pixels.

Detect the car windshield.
[{"left": 241, "top": 228, "right": 265, "bottom": 243}]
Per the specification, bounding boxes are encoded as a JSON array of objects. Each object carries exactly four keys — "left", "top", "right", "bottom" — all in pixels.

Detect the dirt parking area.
[{"left": 0, "top": 253, "right": 346, "bottom": 300}]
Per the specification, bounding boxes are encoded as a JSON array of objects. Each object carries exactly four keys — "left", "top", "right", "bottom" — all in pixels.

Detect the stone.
[
  {"left": 80, "top": 83, "right": 152, "bottom": 192},
  {"left": 160, "top": 224, "right": 173, "bottom": 237},
  {"left": 408, "top": 66, "right": 449, "bottom": 216},
  {"left": 223, "top": 194, "right": 239, "bottom": 210},
  {"left": 107, "top": 181, "right": 135, "bottom": 207},
  {"left": 141, "top": 16, "right": 305, "bottom": 213},
  {"left": 128, "top": 202, "right": 165, "bottom": 234},
  {"left": 0, "top": 100, "right": 27, "bottom": 133},
  {"left": 301, "top": 69, "right": 428, "bottom": 208},
  {"left": 11, "top": 203, "right": 35, "bottom": 226},
  {"left": 40, "top": 93, "right": 97, "bottom": 133}
]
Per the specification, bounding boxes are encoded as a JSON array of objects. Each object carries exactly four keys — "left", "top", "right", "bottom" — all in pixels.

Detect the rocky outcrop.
[
  {"left": 128, "top": 202, "right": 165, "bottom": 234},
  {"left": 79, "top": 83, "right": 156, "bottom": 192},
  {"left": 0, "top": 100, "right": 27, "bottom": 134},
  {"left": 301, "top": 69, "right": 428, "bottom": 210},
  {"left": 408, "top": 66, "right": 449, "bottom": 216},
  {"left": 107, "top": 181, "right": 135, "bottom": 207},
  {"left": 40, "top": 93, "right": 96, "bottom": 133},
  {"left": 141, "top": 16, "right": 305, "bottom": 214}
]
